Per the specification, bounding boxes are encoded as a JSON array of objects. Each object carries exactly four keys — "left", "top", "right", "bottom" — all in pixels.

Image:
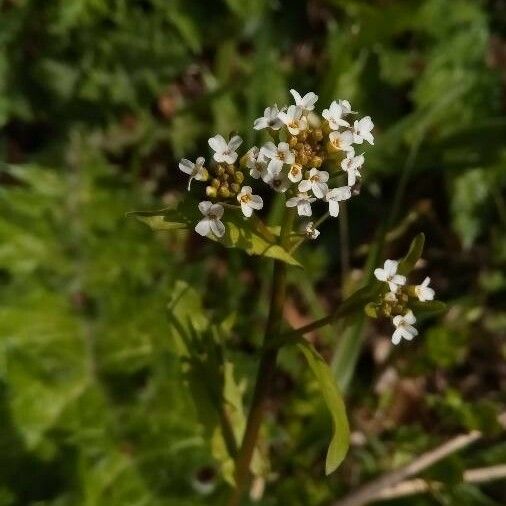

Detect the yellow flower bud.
[
  {"left": 219, "top": 186, "right": 231, "bottom": 198},
  {"left": 206, "top": 186, "right": 218, "bottom": 198}
]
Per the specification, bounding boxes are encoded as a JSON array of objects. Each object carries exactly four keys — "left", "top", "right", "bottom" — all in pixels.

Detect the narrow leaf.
[
  {"left": 409, "top": 300, "right": 447, "bottom": 318},
  {"left": 296, "top": 339, "right": 350, "bottom": 474},
  {"left": 398, "top": 233, "right": 425, "bottom": 275}
]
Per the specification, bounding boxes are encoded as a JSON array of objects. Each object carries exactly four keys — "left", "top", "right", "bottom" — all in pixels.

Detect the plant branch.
[
  {"left": 374, "top": 464, "right": 506, "bottom": 501},
  {"left": 332, "top": 413, "right": 506, "bottom": 506},
  {"left": 227, "top": 207, "right": 295, "bottom": 506}
]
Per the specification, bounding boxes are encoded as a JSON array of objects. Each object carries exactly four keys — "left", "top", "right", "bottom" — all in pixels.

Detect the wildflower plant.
[{"left": 132, "top": 90, "right": 445, "bottom": 504}]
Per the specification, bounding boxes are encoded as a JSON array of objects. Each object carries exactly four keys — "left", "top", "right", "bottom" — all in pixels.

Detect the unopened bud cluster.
[{"left": 178, "top": 89, "right": 374, "bottom": 239}]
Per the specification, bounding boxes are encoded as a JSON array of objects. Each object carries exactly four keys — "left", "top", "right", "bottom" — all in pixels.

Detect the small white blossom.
[
  {"left": 352, "top": 116, "right": 374, "bottom": 145},
  {"left": 329, "top": 130, "right": 354, "bottom": 152},
  {"left": 415, "top": 277, "right": 435, "bottom": 302},
  {"left": 289, "top": 89, "right": 318, "bottom": 112},
  {"left": 237, "top": 186, "right": 263, "bottom": 218},
  {"left": 208, "top": 134, "right": 242, "bottom": 164},
  {"left": 286, "top": 193, "right": 316, "bottom": 216},
  {"left": 324, "top": 186, "right": 352, "bottom": 217},
  {"left": 298, "top": 168, "right": 330, "bottom": 199},
  {"left": 195, "top": 201, "right": 225, "bottom": 238},
  {"left": 322, "top": 100, "right": 351, "bottom": 130},
  {"left": 245, "top": 147, "right": 268, "bottom": 180},
  {"left": 374, "top": 259, "right": 406, "bottom": 293},
  {"left": 288, "top": 164, "right": 303, "bottom": 183},
  {"left": 253, "top": 105, "right": 283, "bottom": 131},
  {"left": 278, "top": 105, "right": 308, "bottom": 135},
  {"left": 341, "top": 150, "right": 365, "bottom": 186},
  {"left": 305, "top": 221, "right": 320, "bottom": 240},
  {"left": 392, "top": 311, "right": 418, "bottom": 345},
  {"left": 179, "top": 156, "right": 206, "bottom": 190},
  {"left": 260, "top": 141, "right": 295, "bottom": 175},
  {"left": 263, "top": 171, "right": 290, "bottom": 193}
]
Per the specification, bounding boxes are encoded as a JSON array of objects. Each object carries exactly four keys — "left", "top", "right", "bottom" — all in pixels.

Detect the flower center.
[{"left": 240, "top": 194, "right": 251, "bottom": 204}]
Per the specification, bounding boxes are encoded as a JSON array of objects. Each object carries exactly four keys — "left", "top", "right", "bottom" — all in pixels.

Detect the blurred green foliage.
[{"left": 0, "top": 0, "right": 505, "bottom": 504}]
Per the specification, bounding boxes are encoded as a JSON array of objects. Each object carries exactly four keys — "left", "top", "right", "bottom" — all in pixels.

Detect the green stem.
[{"left": 227, "top": 207, "right": 294, "bottom": 506}]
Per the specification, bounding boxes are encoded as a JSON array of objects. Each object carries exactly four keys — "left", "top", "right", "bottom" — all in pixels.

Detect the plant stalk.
[{"left": 227, "top": 208, "right": 294, "bottom": 506}]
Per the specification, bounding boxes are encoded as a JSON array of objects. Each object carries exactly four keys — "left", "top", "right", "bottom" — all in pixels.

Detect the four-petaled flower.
[
  {"left": 195, "top": 201, "right": 225, "bottom": 238},
  {"left": 245, "top": 147, "right": 268, "bottom": 180},
  {"left": 208, "top": 134, "right": 243, "bottom": 164},
  {"left": 260, "top": 141, "right": 295, "bottom": 175},
  {"left": 374, "top": 259, "right": 406, "bottom": 292},
  {"left": 288, "top": 164, "right": 303, "bottom": 183},
  {"left": 341, "top": 151, "right": 365, "bottom": 186},
  {"left": 253, "top": 105, "right": 283, "bottom": 131},
  {"left": 178, "top": 156, "right": 207, "bottom": 190},
  {"left": 415, "top": 277, "right": 435, "bottom": 302},
  {"left": 289, "top": 89, "right": 318, "bottom": 111},
  {"left": 322, "top": 100, "right": 351, "bottom": 130},
  {"left": 263, "top": 171, "right": 290, "bottom": 193},
  {"left": 329, "top": 130, "right": 354, "bottom": 152},
  {"left": 298, "top": 168, "right": 330, "bottom": 199},
  {"left": 286, "top": 193, "right": 316, "bottom": 216},
  {"left": 278, "top": 105, "right": 308, "bottom": 135},
  {"left": 305, "top": 221, "right": 320, "bottom": 240},
  {"left": 352, "top": 116, "right": 374, "bottom": 145},
  {"left": 237, "top": 186, "right": 263, "bottom": 217},
  {"left": 392, "top": 311, "right": 418, "bottom": 345},
  {"left": 324, "top": 186, "right": 351, "bottom": 217}
]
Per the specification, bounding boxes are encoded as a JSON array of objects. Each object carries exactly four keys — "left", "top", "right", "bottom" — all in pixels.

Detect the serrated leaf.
[
  {"left": 131, "top": 203, "right": 301, "bottom": 266},
  {"left": 296, "top": 339, "right": 349, "bottom": 474},
  {"left": 398, "top": 233, "right": 425, "bottom": 275}
]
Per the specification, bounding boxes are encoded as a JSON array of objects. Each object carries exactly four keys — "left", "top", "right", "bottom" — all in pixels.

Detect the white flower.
[
  {"left": 298, "top": 168, "right": 330, "bottom": 199},
  {"left": 195, "top": 201, "right": 225, "bottom": 238},
  {"left": 352, "top": 116, "right": 374, "bottom": 145},
  {"left": 415, "top": 277, "right": 435, "bottom": 302},
  {"left": 278, "top": 105, "right": 308, "bottom": 135},
  {"left": 392, "top": 311, "right": 418, "bottom": 345},
  {"left": 324, "top": 186, "right": 352, "bottom": 217},
  {"left": 208, "top": 134, "right": 242, "bottom": 164},
  {"left": 237, "top": 186, "right": 263, "bottom": 218},
  {"left": 263, "top": 171, "right": 290, "bottom": 193},
  {"left": 341, "top": 151, "right": 365, "bottom": 186},
  {"left": 322, "top": 100, "right": 351, "bottom": 130},
  {"left": 337, "top": 99, "right": 355, "bottom": 116},
  {"left": 289, "top": 89, "right": 318, "bottom": 111},
  {"left": 329, "top": 130, "right": 354, "bottom": 152},
  {"left": 374, "top": 259, "right": 406, "bottom": 292},
  {"left": 179, "top": 156, "right": 207, "bottom": 190},
  {"left": 286, "top": 193, "right": 316, "bottom": 216},
  {"left": 253, "top": 105, "right": 283, "bottom": 131},
  {"left": 260, "top": 141, "right": 295, "bottom": 175},
  {"left": 305, "top": 221, "right": 320, "bottom": 240},
  {"left": 288, "top": 164, "right": 303, "bottom": 183},
  {"left": 245, "top": 147, "right": 268, "bottom": 180}
]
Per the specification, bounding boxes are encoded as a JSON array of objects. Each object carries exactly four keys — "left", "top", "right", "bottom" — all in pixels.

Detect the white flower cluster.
[
  {"left": 374, "top": 259, "right": 435, "bottom": 345},
  {"left": 178, "top": 89, "right": 374, "bottom": 240}
]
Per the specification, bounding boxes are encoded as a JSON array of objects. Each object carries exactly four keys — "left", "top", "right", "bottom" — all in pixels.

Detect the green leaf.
[
  {"left": 296, "top": 339, "right": 349, "bottom": 475},
  {"left": 398, "top": 233, "right": 425, "bottom": 275},
  {"left": 131, "top": 203, "right": 301, "bottom": 266},
  {"left": 409, "top": 300, "right": 447, "bottom": 318}
]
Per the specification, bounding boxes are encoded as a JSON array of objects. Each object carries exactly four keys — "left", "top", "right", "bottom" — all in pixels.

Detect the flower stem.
[{"left": 227, "top": 207, "right": 294, "bottom": 506}]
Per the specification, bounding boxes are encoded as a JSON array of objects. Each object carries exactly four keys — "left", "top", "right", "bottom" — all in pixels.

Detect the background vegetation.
[{"left": 0, "top": 0, "right": 505, "bottom": 504}]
